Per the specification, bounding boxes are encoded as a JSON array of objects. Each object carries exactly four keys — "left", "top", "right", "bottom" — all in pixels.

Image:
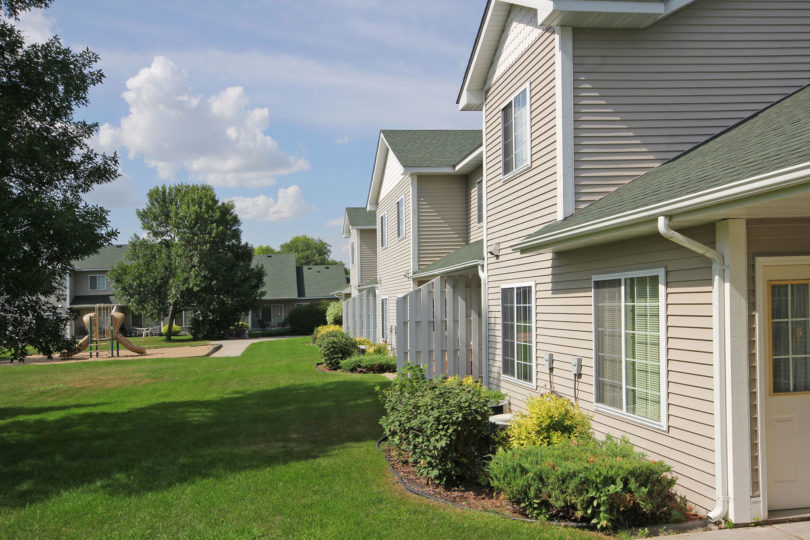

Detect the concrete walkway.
[
  {"left": 674, "top": 521, "right": 810, "bottom": 539},
  {"left": 208, "top": 336, "right": 295, "bottom": 357}
]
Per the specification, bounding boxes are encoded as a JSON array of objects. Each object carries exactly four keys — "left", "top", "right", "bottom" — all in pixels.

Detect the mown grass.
[
  {"left": 1, "top": 335, "right": 210, "bottom": 361},
  {"left": 0, "top": 338, "right": 597, "bottom": 539}
]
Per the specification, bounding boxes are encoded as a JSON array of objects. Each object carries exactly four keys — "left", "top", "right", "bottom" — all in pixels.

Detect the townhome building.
[
  {"left": 342, "top": 207, "right": 377, "bottom": 297},
  {"left": 67, "top": 246, "right": 346, "bottom": 336},
  {"left": 452, "top": 0, "right": 810, "bottom": 524}
]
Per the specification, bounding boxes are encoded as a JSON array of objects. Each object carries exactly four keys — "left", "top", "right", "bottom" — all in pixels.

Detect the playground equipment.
[{"left": 71, "top": 305, "right": 147, "bottom": 357}]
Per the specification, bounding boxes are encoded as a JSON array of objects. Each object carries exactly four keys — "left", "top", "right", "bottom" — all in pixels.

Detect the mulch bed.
[{"left": 382, "top": 444, "right": 528, "bottom": 519}]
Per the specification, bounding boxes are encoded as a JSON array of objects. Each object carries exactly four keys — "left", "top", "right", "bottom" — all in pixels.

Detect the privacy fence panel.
[
  {"left": 342, "top": 290, "right": 376, "bottom": 342},
  {"left": 396, "top": 275, "right": 482, "bottom": 380}
]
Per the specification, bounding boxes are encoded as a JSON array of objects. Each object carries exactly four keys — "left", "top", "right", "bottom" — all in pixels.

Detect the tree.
[
  {"left": 109, "top": 184, "right": 264, "bottom": 340},
  {"left": 254, "top": 245, "right": 278, "bottom": 256},
  {"left": 0, "top": 0, "right": 119, "bottom": 361},
  {"left": 279, "top": 235, "right": 340, "bottom": 266}
]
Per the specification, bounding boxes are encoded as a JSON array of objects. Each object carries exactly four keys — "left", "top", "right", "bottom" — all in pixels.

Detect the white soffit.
[{"left": 457, "top": 0, "right": 697, "bottom": 111}]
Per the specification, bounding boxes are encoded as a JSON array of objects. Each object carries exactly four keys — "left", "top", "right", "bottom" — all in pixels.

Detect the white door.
[{"left": 763, "top": 264, "right": 810, "bottom": 511}]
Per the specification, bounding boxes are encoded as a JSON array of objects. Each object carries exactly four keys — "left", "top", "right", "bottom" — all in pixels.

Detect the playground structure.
[{"left": 71, "top": 305, "right": 147, "bottom": 357}]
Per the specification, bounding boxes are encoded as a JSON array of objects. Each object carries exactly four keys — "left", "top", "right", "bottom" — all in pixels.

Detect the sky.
[{"left": 13, "top": 0, "right": 486, "bottom": 264}]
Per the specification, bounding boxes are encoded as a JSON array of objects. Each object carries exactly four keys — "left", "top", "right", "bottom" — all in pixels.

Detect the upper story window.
[
  {"left": 475, "top": 177, "right": 483, "bottom": 225},
  {"left": 593, "top": 270, "right": 666, "bottom": 427},
  {"left": 380, "top": 213, "right": 387, "bottom": 248},
  {"left": 396, "top": 197, "right": 405, "bottom": 238},
  {"left": 88, "top": 274, "right": 107, "bottom": 291},
  {"left": 501, "top": 85, "right": 530, "bottom": 178}
]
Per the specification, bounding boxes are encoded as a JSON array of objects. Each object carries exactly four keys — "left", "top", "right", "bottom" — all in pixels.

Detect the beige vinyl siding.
[
  {"left": 417, "top": 176, "right": 468, "bottom": 269},
  {"left": 484, "top": 29, "right": 558, "bottom": 413},
  {"left": 467, "top": 167, "right": 484, "bottom": 243},
  {"left": 377, "top": 177, "right": 412, "bottom": 351},
  {"left": 349, "top": 229, "right": 360, "bottom": 293},
  {"left": 72, "top": 270, "right": 112, "bottom": 296},
  {"left": 573, "top": 0, "right": 810, "bottom": 209},
  {"left": 746, "top": 217, "right": 810, "bottom": 498},
  {"left": 358, "top": 229, "right": 377, "bottom": 286}
]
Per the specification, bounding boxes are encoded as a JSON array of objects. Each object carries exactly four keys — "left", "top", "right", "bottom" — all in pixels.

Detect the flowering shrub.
[
  {"left": 312, "top": 324, "right": 343, "bottom": 344},
  {"left": 504, "top": 393, "right": 592, "bottom": 448}
]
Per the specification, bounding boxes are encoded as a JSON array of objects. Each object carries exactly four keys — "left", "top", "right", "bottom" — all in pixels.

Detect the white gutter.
[
  {"left": 478, "top": 263, "right": 489, "bottom": 388},
  {"left": 513, "top": 162, "right": 810, "bottom": 252},
  {"left": 657, "top": 216, "right": 728, "bottom": 523}
]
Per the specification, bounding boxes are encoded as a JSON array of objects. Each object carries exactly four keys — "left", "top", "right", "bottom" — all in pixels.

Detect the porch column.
[{"left": 717, "top": 219, "right": 753, "bottom": 523}]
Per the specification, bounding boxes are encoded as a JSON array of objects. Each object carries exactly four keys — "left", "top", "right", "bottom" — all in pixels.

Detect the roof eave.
[
  {"left": 366, "top": 134, "right": 390, "bottom": 211},
  {"left": 411, "top": 260, "right": 484, "bottom": 280}
]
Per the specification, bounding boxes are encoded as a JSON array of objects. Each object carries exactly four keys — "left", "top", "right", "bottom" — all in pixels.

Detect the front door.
[{"left": 763, "top": 263, "right": 810, "bottom": 511}]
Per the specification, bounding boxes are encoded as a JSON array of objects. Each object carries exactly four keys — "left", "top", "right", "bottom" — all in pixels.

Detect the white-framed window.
[
  {"left": 396, "top": 197, "right": 405, "bottom": 238},
  {"left": 381, "top": 297, "right": 388, "bottom": 342},
  {"left": 593, "top": 269, "right": 667, "bottom": 428},
  {"left": 380, "top": 213, "right": 387, "bottom": 248},
  {"left": 269, "top": 304, "right": 284, "bottom": 323},
  {"left": 501, "top": 283, "right": 535, "bottom": 386},
  {"left": 179, "top": 309, "right": 195, "bottom": 327},
  {"left": 475, "top": 177, "right": 483, "bottom": 225},
  {"left": 501, "top": 85, "right": 530, "bottom": 178},
  {"left": 88, "top": 274, "right": 107, "bottom": 291},
  {"left": 350, "top": 241, "right": 355, "bottom": 265}
]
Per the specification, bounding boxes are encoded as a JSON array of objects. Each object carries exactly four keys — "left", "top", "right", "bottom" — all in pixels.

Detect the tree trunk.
[{"left": 166, "top": 302, "right": 177, "bottom": 342}]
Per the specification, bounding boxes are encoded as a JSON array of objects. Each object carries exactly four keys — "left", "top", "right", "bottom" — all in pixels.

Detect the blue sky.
[{"left": 14, "top": 1, "right": 485, "bottom": 263}]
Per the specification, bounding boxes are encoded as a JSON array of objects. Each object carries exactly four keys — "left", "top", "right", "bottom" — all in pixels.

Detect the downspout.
[
  {"left": 657, "top": 216, "right": 728, "bottom": 523},
  {"left": 478, "top": 264, "right": 488, "bottom": 388}
]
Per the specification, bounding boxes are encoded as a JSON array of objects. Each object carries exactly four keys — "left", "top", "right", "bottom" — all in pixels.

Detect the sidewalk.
[
  {"left": 208, "top": 336, "right": 294, "bottom": 357},
  {"left": 675, "top": 521, "right": 810, "bottom": 539}
]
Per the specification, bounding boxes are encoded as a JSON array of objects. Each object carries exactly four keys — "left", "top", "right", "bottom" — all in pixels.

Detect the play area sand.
[{"left": 3, "top": 345, "right": 219, "bottom": 366}]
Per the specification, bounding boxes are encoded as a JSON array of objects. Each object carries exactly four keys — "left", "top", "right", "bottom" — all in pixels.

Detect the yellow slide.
[
  {"left": 114, "top": 334, "right": 147, "bottom": 354},
  {"left": 67, "top": 310, "right": 147, "bottom": 357}
]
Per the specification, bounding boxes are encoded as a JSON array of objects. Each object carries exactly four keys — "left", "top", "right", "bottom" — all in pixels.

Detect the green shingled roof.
[
  {"left": 299, "top": 264, "right": 349, "bottom": 298},
  {"left": 520, "top": 85, "right": 810, "bottom": 247},
  {"left": 253, "top": 254, "right": 299, "bottom": 299},
  {"left": 382, "top": 130, "right": 482, "bottom": 168},
  {"left": 413, "top": 240, "right": 484, "bottom": 278},
  {"left": 73, "top": 244, "right": 129, "bottom": 270},
  {"left": 345, "top": 207, "right": 375, "bottom": 228}
]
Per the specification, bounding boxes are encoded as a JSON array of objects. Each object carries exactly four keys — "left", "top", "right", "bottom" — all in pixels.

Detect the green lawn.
[
  {"left": 0, "top": 339, "right": 596, "bottom": 539},
  {"left": 1, "top": 335, "right": 210, "bottom": 360}
]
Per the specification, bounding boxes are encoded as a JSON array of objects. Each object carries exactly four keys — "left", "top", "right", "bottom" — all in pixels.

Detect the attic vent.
[
  {"left": 266, "top": 255, "right": 273, "bottom": 258},
  {"left": 324, "top": 266, "right": 330, "bottom": 269},
  {"left": 307, "top": 266, "right": 313, "bottom": 269}
]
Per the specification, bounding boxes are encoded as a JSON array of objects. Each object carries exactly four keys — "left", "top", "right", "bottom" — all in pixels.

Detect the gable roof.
[
  {"left": 514, "top": 85, "right": 810, "bottom": 252},
  {"left": 343, "top": 207, "right": 376, "bottom": 237},
  {"left": 298, "top": 264, "right": 349, "bottom": 299},
  {"left": 411, "top": 240, "right": 484, "bottom": 279},
  {"left": 73, "top": 244, "right": 129, "bottom": 270},
  {"left": 253, "top": 253, "right": 299, "bottom": 299},
  {"left": 458, "top": 0, "right": 699, "bottom": 111}
]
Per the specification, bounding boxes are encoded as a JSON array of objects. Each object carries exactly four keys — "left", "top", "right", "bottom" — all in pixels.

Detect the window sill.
[
  {"left": 501, "top": 162, "right": 531, "bottom": 183},
  {"left": 593, "top": 403, "right": 668, "bottom": 432},
  {"left": 501, "top": 373, "right": 536, "bottom": 390}
]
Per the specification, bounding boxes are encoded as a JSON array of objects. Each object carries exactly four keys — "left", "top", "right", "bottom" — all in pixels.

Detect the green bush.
[
  {"left": 488, "top": 437, "right": 685, "bottom": 529},
  {"left": 318, "top": 330, "right": 357, "bottom": 370},
  {"left": 379, "top": 364, "right": 492, "bottom": 486},
  {"left": 161, "top": 324, "right": 182, "bottom": 336},
  {"left": 312, "top": 324, "right": 343, "bottom": 344},
  {"left": 286, "top": 302, "right": 328, "bottom": 335},
  {"left": 326, "top": 301, "right": 343, "bottom": 325},
  {"left": 340, "top": 354, "right": 396, "bottom": 373},
  {"left": 504, "top": 393, "right": 592, "bottom": 448}
]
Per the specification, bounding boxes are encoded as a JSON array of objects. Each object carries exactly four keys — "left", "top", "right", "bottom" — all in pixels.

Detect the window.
[
  {"left": 88, "top": 274, "right": 107, "bottom": 291},
  {"left": 380, "top": 213, "right": 387, "bottom": 248},
  {"left": 593, "top": 271, "right": 666, "bottom": 426},
  {"left": 396, "top": 197, "right": 405, "bottom": 238},
  {"left": 475, "top": 177, "right": 483, "bottom": 225},
  {"left": 381, "top": 297, "right": 388, "bottom": 342},
  {"left": 501, "top": 86, "right": 529, "bottom": 177},
  {"left": 179, "top": 309, "right": 195, "bottom": 327},
  {"left": 501, "top": 283, "right": 534, "bottom": 385},
  {"left": 350, "top": 241, "right": 355, "bottom": 265},
  {"left": 269, "top": 304, "right": 284, "bottom": 323},
  {"left": 770, "top": 281, "right": 810, "bottom": 393}
]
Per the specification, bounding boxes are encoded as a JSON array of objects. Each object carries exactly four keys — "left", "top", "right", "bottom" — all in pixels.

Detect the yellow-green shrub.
[
  {"left": 312, "top": 324, "right": 342, "bottom": 344},
  {"left": 505, "top": 393, "right": 591, "bottom": 448},
  {"left": 367, "top": 342, "right": 389, "bottom": 356}
]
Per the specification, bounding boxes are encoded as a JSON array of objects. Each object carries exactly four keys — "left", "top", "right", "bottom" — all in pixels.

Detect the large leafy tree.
[
  {"left": 0, "top": 0, "right": 119, "bottom": 361},
  {"left": 253, "top": 245, "right": 278, "bottom": 256},
  {"left": 278, "top": 235, "right": 340, "bottom": 266},
  {"left": 109, "top": 184, "right": 264, "bottom": 340}
]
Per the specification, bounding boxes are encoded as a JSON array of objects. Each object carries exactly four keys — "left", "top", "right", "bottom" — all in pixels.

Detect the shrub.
[
  {"left": 312, "top": 324, "right": 343, "bottom": 344},
  {"left": 161, "top": 324, "right": 182, "bottom": 336},
  {"left": 326, "top": 301, "right": 343, "bottom": 325},
  {"left": 368, "top": 342, "right": 389, "bottom": 356},
  {"left": 286, "top": 302, "right": 328, "bottom": 335},
  {"left": 488, "top": 437, "right": 685, "bottom": 529},
  {"left": 443, "top": 376, "right": 505, "bottom": 404},
  {"left": 318, "top": 330, "right": 357, "bottom": 369},
  {"left": 379, "top": 364, "right": 492, "bottom": 486},
  {"left": 340, "top": 354, "right": 397, "bottom": 373},
  {"left": 504, "top": 393, "right": 592, "bottom": 448}
]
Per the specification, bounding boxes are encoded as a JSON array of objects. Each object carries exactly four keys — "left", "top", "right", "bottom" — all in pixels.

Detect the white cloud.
[
  {"left": 335, "top": 136, "right": 350, "bottom": 145},
  {"left": 98, "top": 56, "right": 309, "bottom": 187},
  {"left": 14, "top": 8, "right": 55, "bottom": 43},
  {"left": 230, "top": 185, "right": 310, "bottom": 222},
  {"left": 85, "top": 171, "right": 138, "bottom": 209},
  {"left": 325, "top": 217, "right": 343, "bottom": 227}
]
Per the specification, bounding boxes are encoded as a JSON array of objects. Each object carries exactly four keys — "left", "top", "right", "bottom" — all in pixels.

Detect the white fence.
[
  {"left": 342, "top": 289, "right": 377, "bottom": 342},
  {"left": 396, "top": 275, "right": 482, "bottom": 379}
]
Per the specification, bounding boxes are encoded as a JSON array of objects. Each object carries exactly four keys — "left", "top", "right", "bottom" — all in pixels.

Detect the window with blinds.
[
  {"left": 594, "top": 272, "right": 665, "bottom": 425},
  {"left": 501, "top": 86, "right": 529, "bottom": 178},
  {"left": 502, "top": 284, "right": 534, "bottom": 385}
]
